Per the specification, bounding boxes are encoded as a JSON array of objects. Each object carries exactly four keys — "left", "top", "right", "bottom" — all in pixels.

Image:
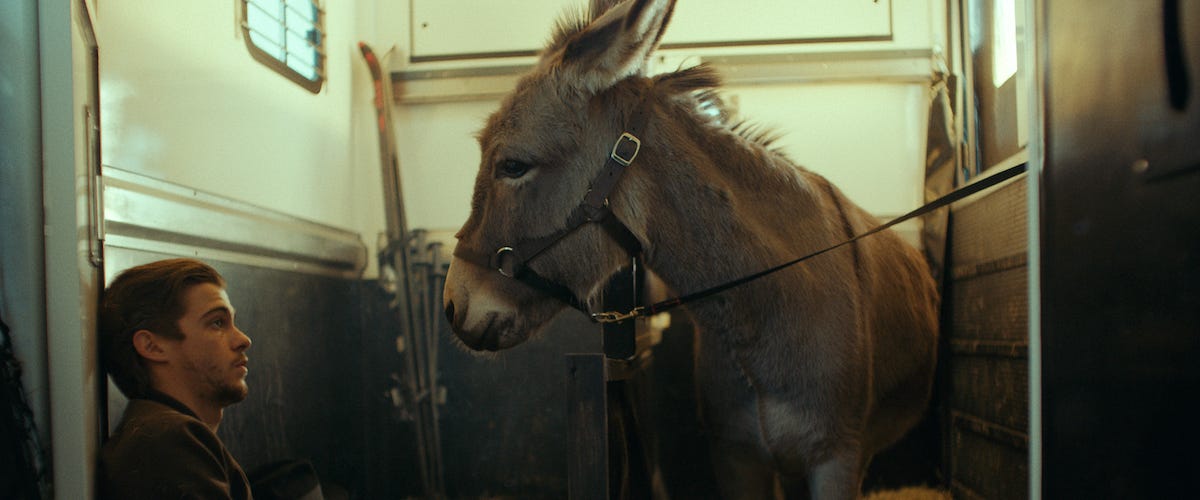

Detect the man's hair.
[{"left": 100, "top": 258, "right": 226, "bottom": 399}]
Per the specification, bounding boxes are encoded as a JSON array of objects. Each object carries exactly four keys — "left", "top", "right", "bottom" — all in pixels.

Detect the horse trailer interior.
[{"left": 2, "top": 0, "right": 1196, "bottom": 498}]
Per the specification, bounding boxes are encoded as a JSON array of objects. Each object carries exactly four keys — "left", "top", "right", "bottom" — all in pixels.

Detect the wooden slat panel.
[
  {"left": 951, "top": 267, "right": 1029, "bottom": 342},
  {"left": 946, "top": 174, "right": 1031, "bottom": 498},
  {"left": 951, "top": 414, "right": 1029, "bottom": 500},
  {"left": 951, "top": 177, "right": 1028, "bottom": 269},
  {"left": 950, "top": 354, "right": 1029, "bottom": 433},
  {"left": 566, "top": 354, "right": 607, "bottom": 500}
]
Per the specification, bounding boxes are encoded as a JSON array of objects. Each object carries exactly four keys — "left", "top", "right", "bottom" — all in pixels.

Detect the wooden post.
[{"left": 566, "top": 353, "right": 607, "bottom": 500}]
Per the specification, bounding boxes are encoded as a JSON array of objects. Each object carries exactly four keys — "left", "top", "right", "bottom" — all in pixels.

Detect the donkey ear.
[
  {"left": 587, "top": 0, "right": 622, "bottom": 21},
  {"left": 550, "top": 0, "right": 676, "bottom": 93}
]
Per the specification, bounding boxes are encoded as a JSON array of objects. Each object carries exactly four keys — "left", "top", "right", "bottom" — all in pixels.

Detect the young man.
[{"left": 98, "top": 258, "right": 253, "bottom": 499}]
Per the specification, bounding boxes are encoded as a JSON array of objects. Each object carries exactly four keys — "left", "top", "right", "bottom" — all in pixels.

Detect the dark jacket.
[{"left": 99, "top": 392, "right": 252, "bottom": 499}]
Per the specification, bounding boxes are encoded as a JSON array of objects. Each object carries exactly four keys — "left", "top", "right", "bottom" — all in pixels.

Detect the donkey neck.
[{"left": 616, "top": 100, "right": 850, "bottom": 316}]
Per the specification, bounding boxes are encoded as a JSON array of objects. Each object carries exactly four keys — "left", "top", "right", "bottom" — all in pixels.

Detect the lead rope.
[{"left": 591, "top": 162, "right": 1028, "bottom": 323}]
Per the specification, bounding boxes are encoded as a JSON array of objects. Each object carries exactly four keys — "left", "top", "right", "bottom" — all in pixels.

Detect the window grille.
[{"left": 241, "top": 0, "right": 326, "bottom": 93}]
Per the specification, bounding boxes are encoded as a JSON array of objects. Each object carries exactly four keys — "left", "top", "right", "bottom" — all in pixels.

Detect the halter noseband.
[{"left": 453, "top": 95, "right": 652, "bottom": 315}]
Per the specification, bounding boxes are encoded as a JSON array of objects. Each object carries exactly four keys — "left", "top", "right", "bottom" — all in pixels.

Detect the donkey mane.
[
  {"left": 729, "top": 121, "right": 785, "bottom": 151},
  {"left": 653, "top": 65, "right": 787, "bottom": 154}
]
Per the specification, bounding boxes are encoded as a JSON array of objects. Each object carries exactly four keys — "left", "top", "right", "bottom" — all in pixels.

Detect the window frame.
[{"left": 239, "top": 0, "right": 326, "bottom": 94}]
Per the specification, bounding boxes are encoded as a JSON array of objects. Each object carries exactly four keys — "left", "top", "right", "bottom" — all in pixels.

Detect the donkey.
[{"left": 441, "top": 0, "right": 939, "bottom": 497}]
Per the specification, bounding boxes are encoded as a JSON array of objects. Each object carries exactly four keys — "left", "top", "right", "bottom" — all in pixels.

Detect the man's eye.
[
  {"left": 497, "top": 159, "right": 532, "bottom": 179},
  {"left": 210, "top": 319, "right": 226, "bottom": 328}
]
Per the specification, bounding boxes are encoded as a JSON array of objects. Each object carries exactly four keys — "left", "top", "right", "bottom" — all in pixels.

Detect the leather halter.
[{"left": 452, "top": 95, "right": 652, "bottom": 313}]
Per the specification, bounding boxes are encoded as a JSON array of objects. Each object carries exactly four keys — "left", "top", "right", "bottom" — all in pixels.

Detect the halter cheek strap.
[
  {"left": 452, "top": 95, "right": 653, "bottom": 314},
  {"left": 451, "top": 210, "right": 641, "bottom": 314}
]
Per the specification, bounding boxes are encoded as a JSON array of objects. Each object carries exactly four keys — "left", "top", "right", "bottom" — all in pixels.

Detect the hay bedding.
[{"left": 864, "top": 486, "right": 953, "bottom": 500}]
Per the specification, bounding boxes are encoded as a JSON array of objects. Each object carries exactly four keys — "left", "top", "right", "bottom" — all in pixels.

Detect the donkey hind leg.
[
  {"left": 710, "top": 439, "right": 783, "bottom": 500},
  {"left": 806, "top": 448, "right": 866, "bottom": 500}
]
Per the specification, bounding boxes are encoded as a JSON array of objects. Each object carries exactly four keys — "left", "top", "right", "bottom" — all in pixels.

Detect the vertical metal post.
[
  {"left": 39, "top": 1, "right": 104, "bottom": 497},
  {"left": 359, "top": 42, "right": 444, "bottom": 499},
  {"left": 0, "top": 1, "right": 51, "bottom": 497},
  {"left": 1023, "top": 1, "right": 1045, "bottom": 498}
]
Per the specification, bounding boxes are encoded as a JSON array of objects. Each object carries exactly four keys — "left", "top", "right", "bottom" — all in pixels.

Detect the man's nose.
[{"left": 233, "top": 327, "right": 251, "bottom": 350}]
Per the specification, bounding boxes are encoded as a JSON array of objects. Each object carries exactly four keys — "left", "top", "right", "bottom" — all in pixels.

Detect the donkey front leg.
[{"left": 710, "top": 438, "right": 782, "bottom": 500}]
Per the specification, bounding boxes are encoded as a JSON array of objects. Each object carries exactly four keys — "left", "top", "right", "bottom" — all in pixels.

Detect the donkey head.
[{"left": 443, "top": 0, "right": 676, "bottom": 351}]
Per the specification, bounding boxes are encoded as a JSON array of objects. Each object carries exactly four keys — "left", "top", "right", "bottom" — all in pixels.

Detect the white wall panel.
[
  {"left": 98, "top": 0, "right": 379, "bottom": 239},
  {"left": 410, "top": 0, "right": 567, "bottom": 59},
  {"left": 391, "top": 99, "right": 498, "bottom": 232},
  {"left": 728, "top": 82, "right": 929, "bottom": 218},
  {"left": 666, "top": 0, "right": 892, "bottom": 45},
  {"left": 410, "top": 0, "right": 894, "bottom": 60}
]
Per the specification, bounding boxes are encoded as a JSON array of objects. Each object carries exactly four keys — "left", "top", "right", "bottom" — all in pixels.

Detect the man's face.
[{"left": 171, "top": 282, "right": 252, "bottom": 407}]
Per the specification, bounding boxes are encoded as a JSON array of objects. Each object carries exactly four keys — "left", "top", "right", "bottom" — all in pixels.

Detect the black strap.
[
  {"left": 594, "top": 162, "right": 1028, "bottom": 322},
  {"left": 512, "top": 267, "right": 591, "bottom": 312},
  {"left": 453, "top": 211, "right": 643, "bottom": 314}
]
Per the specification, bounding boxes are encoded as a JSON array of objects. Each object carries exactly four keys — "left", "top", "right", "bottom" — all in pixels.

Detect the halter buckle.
[
  {"left": 610, "top": 132, "right": 641, "bottom": 166},
  {"left": 591, "top": 306, "right": 645, "bottom": 324}
]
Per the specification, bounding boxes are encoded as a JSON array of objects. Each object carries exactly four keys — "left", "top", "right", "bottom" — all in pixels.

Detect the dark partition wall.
[
  {"left": 102, "top": 253, "right": 620, "bottom": 499},
  {"left": 104, "top": 248, "right": 424, "bottom": 498},
  {"left": 208, "top": 257, "right": 372, "bottom": 496},
  {"left": 1040, "top": 1, "right": 1200, "bottom": 497},
  {"left": 437, "top": 310, "right": 602, "bottom": 498}
]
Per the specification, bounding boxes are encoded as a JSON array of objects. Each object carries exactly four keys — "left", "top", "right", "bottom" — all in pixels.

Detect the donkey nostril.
[{"left": 444, "top": 302, "right": 455, "bottom": 325}]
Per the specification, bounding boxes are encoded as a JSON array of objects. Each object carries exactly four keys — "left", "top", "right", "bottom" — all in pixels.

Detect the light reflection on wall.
[{"left": 992, "top": 0, "right": 1018, "bottom": 88}]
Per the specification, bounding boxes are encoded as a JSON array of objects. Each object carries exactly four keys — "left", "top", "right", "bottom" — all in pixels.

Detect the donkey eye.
[{"left": 496, "top": 159, "right": 532, "bottom": 179}]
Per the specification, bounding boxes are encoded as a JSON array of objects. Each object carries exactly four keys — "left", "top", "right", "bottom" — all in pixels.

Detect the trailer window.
[
  {"left": 241, "top": 0, "right": 325, "bottom": 93},
  {"left": 961, "top": 0, "right": 1028, "bottom": 179}
]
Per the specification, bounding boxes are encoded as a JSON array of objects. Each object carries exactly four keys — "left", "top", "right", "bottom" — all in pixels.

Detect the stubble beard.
[
  {"left": 214, "top": 378, "right": 248, "bottom": 407},
  {"left": 189, "top": 359, "right": 249, "bottom": 407}
]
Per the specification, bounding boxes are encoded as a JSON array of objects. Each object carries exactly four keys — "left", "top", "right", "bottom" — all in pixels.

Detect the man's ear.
[{"left": 132, "top": 329, "right": 171, "bottom": 363}]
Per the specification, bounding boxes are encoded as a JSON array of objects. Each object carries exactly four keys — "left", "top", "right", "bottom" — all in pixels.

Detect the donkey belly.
[
  {"left": 694, "top": 331, "right": 771, "bottom": 456},
  {"left": 859, "top": 232, "right": 940, "bottom": 454},
  {"left": 694, "top": 329, "right": 849, "bottom": 477}
]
